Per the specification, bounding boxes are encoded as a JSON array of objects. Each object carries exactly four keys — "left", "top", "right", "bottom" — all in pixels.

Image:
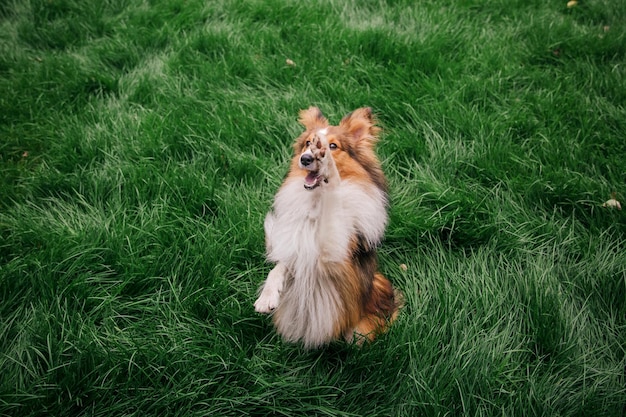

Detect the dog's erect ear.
[
  {"left": 339, "top": 107, "right": 381, "bottom": 144},
  {"left": 299, "top": 107, "right": 328, "bottom": 130}
]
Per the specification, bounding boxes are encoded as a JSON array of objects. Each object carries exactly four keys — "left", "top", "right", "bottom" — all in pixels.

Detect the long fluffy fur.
[{"left": 254, "top": 107, "right": 401, "bottom": 348}]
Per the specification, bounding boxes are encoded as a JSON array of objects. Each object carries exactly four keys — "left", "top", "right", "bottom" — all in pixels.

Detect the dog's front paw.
[
  {"left": 254, "top": 286, "right": 280, "bottom": 313},
  {"left": 311, "top": 135, "right": 328, "bottom": 166},
  {"left": 311, "top": 135, "right": 338, "bottom": 183},
  {"left": 254, "top": 265, "right": 285, "bottom": 313}
]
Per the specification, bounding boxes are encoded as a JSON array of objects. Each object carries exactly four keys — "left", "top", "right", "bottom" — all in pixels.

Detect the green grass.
[{"left": 1, "top": 0, "right": 625, "bottom": 415}]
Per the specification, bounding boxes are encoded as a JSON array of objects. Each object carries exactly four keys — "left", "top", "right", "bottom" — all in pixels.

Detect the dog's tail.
[{"left": 349, "top": 273, "right": 403, "bottom": 344}]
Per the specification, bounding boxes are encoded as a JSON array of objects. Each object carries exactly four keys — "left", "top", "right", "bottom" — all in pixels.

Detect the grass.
[{"left": 1, "top": 0, "right": 625, "bottom": 415}]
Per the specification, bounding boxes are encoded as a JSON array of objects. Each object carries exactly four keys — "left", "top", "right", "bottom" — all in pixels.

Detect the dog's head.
[{"left": 291, "top": 107, "right": 385, "bottom": 191}]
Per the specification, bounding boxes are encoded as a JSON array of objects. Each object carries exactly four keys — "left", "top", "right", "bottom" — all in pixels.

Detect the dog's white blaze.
[{"left": 264, "top": 177, "right": 387, "bottom": 347}]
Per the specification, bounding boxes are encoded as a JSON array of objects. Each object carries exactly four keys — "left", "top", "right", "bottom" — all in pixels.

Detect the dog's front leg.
[
  {"left": 313, "top": 137, "right": 346, "bottom": 263},
  {"left": 254, "top": 263, "right": 286, "bottom": 313}
]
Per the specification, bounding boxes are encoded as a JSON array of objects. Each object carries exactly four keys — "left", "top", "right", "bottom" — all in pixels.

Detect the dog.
[{"left": 254, "top": 107, "right": 402, "bottom": 348}]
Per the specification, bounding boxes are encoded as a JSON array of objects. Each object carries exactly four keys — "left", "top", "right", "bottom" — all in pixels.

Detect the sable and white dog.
[{"left": 254, "top": 107, "right": 401, "bottom": 348}]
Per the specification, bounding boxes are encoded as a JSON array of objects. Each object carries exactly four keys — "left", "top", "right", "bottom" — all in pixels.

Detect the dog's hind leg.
[
  {"left": 346, "top": 273, "right": 403, "bottom": 344},
  {"left": 254, "top": 263, "right": 287, "bottom": 313}
]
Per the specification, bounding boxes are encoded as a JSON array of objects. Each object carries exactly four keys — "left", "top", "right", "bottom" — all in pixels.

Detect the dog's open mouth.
[{"left": 304, "top": 171, "right": 324, "bottom": 190}]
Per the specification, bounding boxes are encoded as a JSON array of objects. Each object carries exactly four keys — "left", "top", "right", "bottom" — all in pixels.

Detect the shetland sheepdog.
[{"left": 254, "top": 107, "right": 402, "bottom": 348}]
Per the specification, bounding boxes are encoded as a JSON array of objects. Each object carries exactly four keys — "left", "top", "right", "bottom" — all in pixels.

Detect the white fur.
[
  {"left": 258, "top": 174, "right": 387, "bottom": 347},
  {"left": 266, "top": 178, "right": 387, "bottom": 264}
]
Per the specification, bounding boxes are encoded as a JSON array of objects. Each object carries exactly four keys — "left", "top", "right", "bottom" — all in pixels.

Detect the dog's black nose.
[{"left": 300, "top": 154, "right": 314, "bottom": 167}]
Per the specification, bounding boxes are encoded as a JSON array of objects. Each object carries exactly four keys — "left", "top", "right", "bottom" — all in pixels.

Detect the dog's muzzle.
[{"left": 299, "top": 149, "right": 323, "bottom": 190}]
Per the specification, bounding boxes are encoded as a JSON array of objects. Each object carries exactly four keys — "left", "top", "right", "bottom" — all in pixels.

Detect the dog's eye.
[
  {"left": 329, "top": 143, "right": 337, "bottom": 150},
  {"left": 305, "top": 140, "right": 311, "bottom": 147}
]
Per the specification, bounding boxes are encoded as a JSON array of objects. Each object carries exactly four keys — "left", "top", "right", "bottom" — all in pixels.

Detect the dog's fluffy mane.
[{"left": 259, "top": 107, "right": 400, "bottom": 348}]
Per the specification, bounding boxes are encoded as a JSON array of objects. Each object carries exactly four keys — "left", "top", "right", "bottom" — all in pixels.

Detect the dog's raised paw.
[
  {"left": 311, "top": 135, "right": 330, "bottom": 172},
  {"left": 310, "top": 136, "right": 327, "bottom": 159},
  {"left": 314, "top": 136, "right": 326, "bottom": 157}
]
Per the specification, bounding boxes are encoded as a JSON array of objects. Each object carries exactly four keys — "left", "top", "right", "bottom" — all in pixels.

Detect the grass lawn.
[{"left": 1, "top": 0, "right": 625, "bottom": 415}]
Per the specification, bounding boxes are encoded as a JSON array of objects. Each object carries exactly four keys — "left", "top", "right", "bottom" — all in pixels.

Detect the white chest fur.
[
  {"left": 265, "top": 177, "right": 387, "bottom": 271},
  {"left": 262, "top": 177, "right": 388, "bottom": 347}
]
